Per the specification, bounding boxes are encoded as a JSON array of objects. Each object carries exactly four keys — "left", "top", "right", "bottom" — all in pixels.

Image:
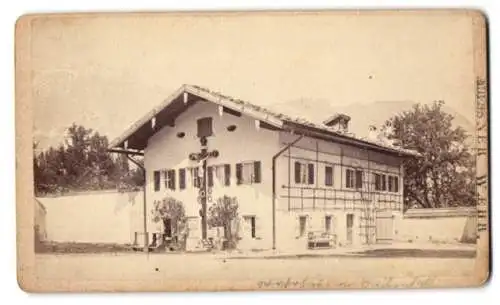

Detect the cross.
[{"left": 188, "top": 136, "right": 219, "bottom": 240}]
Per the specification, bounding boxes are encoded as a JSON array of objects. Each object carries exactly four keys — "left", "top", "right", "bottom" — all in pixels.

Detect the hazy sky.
[{"left": 31, "top": 11, "right": 477, "bottom": 149}]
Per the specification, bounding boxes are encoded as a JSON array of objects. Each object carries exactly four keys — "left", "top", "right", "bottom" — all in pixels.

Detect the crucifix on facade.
[{"left": 189, "top": 136, "right": 219, "bottom": 240}]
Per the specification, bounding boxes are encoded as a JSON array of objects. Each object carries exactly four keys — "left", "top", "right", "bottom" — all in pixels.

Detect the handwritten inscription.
[{"left": 257, "top": 276, "right": 436, "bottom": 290}]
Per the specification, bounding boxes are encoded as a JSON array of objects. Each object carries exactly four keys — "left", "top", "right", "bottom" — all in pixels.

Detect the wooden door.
[{"left": 376, "top": 211, "right": 394, "bottom": 243}]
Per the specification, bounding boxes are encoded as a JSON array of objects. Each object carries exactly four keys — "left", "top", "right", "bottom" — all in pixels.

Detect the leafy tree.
[
  {"left": 33, "top": 123, "right": 144, "bottom": 195},
  {"left": 386, "top": 100, "right": 476, "bottom": 209},
  {"left": 151, "top": 197, "right": 186, "bottom": 237},
  {"left": 207, "top": 196, "right": 239, "bottom": 249}
]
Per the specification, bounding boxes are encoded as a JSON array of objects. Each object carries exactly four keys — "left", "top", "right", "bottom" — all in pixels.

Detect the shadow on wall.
[
  {"left": 460, "top": 215, "right": 478, "bottom": 244},
  {"left": 114, "top": 191, "right": 140, "bottom": 214}
]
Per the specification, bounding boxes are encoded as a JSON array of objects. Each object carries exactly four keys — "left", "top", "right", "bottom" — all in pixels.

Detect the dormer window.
[{"left": 197, "top": 117, "right": 213, "bottom": 137}]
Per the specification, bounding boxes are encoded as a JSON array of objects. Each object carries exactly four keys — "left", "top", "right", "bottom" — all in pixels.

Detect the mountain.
[{"left": 269, "top": 99, "right": 475, "bottom": 140}]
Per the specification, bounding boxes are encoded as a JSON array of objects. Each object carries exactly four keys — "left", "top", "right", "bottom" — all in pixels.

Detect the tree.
[
  {"left": 33, "top": 123, "right": 145, "bottom": 195},
  {"left": 386, "top": 100, "right": 476, "bottom": 209},
  {"left": 207, "top": 196, "right": 239, "bottom": 249},
  {"left": 151, "top": 197, "right": 186, "bottom": 237}
]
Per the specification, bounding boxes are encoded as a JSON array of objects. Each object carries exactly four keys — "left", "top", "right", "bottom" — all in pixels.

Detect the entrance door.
[
  {"left": 163, "top": 218, "right": 172, "bottom": 238},
  {"left": 346, "top": 214, "right": 354, "bottom": 244},
  {"left": 376, "top": 211, "right": 394, "bottom": 243}
]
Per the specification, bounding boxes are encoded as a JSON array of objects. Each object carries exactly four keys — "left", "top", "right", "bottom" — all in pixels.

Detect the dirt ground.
[{"left": 29, "top": 251, "right": 480, "bottom": 291}]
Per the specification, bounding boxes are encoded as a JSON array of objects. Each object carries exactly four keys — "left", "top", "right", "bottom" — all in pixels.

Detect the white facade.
[
  {"left": 142, "top": 98, "right": 406, "bottom": 251},
  {"left": 144, "top": 100, "right": 279, "bottom": 249}
]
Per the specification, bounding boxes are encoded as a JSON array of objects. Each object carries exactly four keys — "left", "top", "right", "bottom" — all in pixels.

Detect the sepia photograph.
[{"left": 15, "top": 10, "right": 489, "bottom": 292}]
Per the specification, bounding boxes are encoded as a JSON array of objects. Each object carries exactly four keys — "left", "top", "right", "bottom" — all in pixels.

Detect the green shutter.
[
  {"left": 308, "top": 163, "right": 314, "bottom": 184},
  {"left": 170, "top": 169, "right": 176, "bottom": 190},
  {"left": 253, "top": 161, "right": 261, "bottom": 183},
  {"left": 236, "top": 163, "right": 242, "bottom": 185},
  {"left": 224, "top": 164, "right": 231, "bottom": 186},
  {"left": 154, "top": 171, "right": 161, "bottom": 191},
  {"left": 355, "top": 170, "right": 363, "bottom": 189},
  {"left": 179, "top": 168, "right": 186, "bottom": 190},
  {"left": 294, "top": 161, "right": 301, "bottom": 183}
]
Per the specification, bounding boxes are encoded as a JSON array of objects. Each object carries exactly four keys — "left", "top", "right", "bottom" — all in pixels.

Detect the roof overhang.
[
  {"left": 108, "top": 84, "right": 284, "bottom": 151},
  {"left": 109, "top": 84, "right": 420, "bottom": 159},
  {"left": 282, "top": 121, "right": 421, "bottom": 158}
]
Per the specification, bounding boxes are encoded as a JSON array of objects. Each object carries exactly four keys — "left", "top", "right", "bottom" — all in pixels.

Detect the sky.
[{"left": 30, "top": 11, "right": 478, "bottom": 150}]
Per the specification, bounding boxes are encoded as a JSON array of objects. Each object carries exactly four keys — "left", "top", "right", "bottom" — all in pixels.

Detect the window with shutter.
[
  {"left": 212, "top": 165, "right": 225, "bottom": 186},
  {"left": 153, "top": 171, "right": 161, "bottom": 191},
  {"left": 179, "top": 168, "right": 186, "bottom": 190},
  {"left": 325, "top": 166, "right": 333, "bottom": 186},
  {"left": 388, "top": 176, "right": 400, "bottom": 193},
  {"left": 188, "top": 167, "right": 200, "bottom": 188}
]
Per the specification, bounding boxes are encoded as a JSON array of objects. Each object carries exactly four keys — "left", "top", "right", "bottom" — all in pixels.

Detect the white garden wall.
[
  {"left": 396, "top": 207, "right": 477, "bottom": 244},
  {"left": 37, "top": 190, "right": 143, "bottom": 244}
]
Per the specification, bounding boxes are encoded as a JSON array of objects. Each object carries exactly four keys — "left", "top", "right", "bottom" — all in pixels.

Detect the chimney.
[
  {"left": 323, "top": 113, "right": 351, "bottom": 133},
  {"left": 368, "top": 125, "right": 378, "bottom": 141}
]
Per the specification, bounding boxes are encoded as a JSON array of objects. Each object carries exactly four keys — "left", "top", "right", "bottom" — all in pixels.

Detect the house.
[{"left": 109, "top": 84, "right": 419, "bottom": 251}]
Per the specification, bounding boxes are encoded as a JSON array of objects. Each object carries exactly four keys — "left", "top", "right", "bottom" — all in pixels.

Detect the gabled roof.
[{"left": 109, "top": 84, "right": 420, "bottom": 157}]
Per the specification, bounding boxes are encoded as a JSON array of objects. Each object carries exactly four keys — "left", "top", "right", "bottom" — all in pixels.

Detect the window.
[
  {"left": 374, "top": 173, "right": 387, "bottom": 191},
  {"left": 346, "top": 169, "right": 363, "bottom": 189},
  {"left": 346, "top": 169, "right": 354, "bottom": 188},
  {"left": 294, "top": 161, "right": 314, "bottom": 184},
  {"left": 388, "top": 176, "right": 400, "bottom": 193},
  {"left": 299, "top": 216, "right": 307, "bottom": 237},
  {"left": 325, "top": 166, "right": 333, "bottom": 186},
  {"left": 188, "top": 167, "right": 200, "bottom": 188},
  {"left": 207, "top": 164, "right": 231, "bottom": 187},
  {"left": 197, "top": 117, "right": 213, "bottom": 137},
  {"left": 164, "top": 169, "right": 176, "bottom": 190},
  {"left": 325, "top": 216, "right": 332, "bottom": 233},
  {"left": 236, "top": 161, "right": 261, "bottom": 185},
  {"left": 153, "top": 171, "right": 161, "bottom": 191}
]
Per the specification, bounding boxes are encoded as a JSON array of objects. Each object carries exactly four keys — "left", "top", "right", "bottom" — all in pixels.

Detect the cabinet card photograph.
[{"left": 15, "top": 10, "right": 489, "bottom": 292}]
